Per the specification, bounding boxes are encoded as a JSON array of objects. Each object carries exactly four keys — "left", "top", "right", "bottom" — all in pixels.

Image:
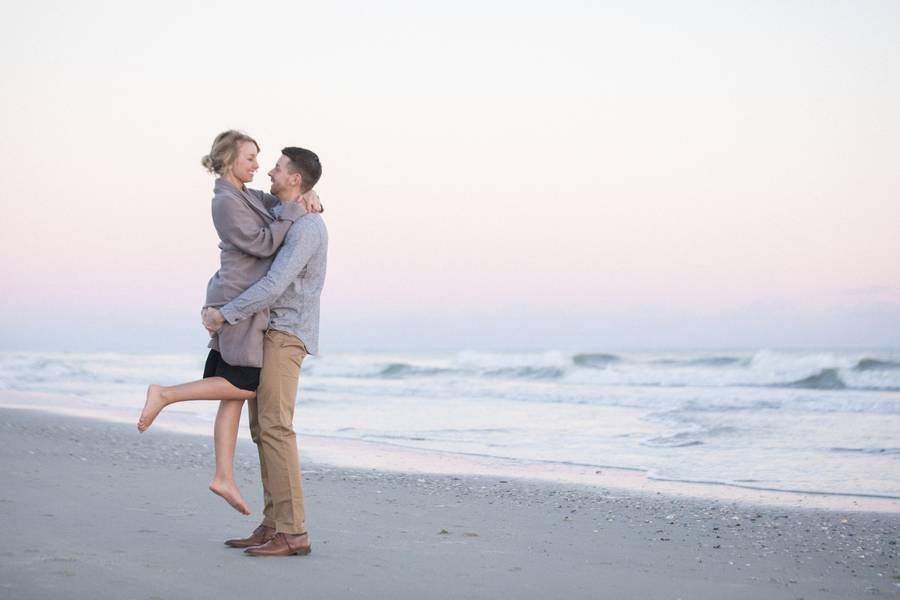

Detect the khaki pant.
[{"left": 248, "top": 329, "right": 308, "bottom": 534}]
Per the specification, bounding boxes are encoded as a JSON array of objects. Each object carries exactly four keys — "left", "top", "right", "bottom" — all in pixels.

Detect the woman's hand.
[
  {"left": 299, "top": 189, "right": 323, "bottom": 213},
  {"left": 201, "top": 307, "right": 226, "bottom": 335}
]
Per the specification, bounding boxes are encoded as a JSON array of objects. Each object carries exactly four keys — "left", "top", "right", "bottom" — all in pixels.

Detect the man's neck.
[{"left": 277, "top": 188, "right": 302, "bottom": 203}]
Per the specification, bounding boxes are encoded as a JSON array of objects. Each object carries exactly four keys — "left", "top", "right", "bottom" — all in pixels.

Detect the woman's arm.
[
  {"left": 254, "top": 188, "right": 323, "bottom": 215},
  {"left": 211, "top": 196, "right": 306, "bottom": 259}
]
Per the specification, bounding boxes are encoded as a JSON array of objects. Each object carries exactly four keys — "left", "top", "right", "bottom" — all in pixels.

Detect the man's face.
[{"left": 268, "top": 155, "right": 300, "bottom": 197}]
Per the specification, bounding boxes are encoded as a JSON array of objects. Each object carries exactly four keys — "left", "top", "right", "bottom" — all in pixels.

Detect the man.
[{"left": 203, "top": 146, "right": 328, "bottom": 557}]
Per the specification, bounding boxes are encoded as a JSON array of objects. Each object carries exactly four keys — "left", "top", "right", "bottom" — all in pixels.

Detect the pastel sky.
[{"left": 1, "top": 0, "right": 898, "bottom": 352}]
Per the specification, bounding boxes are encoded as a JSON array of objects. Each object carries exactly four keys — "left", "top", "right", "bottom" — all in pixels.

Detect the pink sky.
[{"left": 1, "top": 1, "right": 898, "bottom": 351}]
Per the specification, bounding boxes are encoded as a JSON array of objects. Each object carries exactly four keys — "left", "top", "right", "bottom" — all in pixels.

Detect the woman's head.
[{"left": 201, "top": 130, "right": 260, "bottom": 184}]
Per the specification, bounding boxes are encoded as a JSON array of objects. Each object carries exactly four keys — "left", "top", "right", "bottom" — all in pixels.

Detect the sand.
[{"left": 0, "top": 407, "right": 897, "bottom": 599}]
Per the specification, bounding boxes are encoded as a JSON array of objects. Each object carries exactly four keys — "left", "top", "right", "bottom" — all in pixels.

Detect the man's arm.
[{"left": 219, "top": 218, "right": 323, "bottom": 324}]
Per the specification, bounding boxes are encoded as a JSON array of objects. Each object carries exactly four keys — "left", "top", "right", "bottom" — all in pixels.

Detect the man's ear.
[{"left": 293, "top": 173, "right": 304, "bottom": 190}]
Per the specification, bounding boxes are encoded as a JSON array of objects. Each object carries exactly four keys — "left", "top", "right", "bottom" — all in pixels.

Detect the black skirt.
[{"left": 203, "top": 350, "right": 261, "bottom": 392}]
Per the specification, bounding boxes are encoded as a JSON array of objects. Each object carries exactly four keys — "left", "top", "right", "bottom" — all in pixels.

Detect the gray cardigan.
[{"left": 205, "top": 178, "right": 305, "bottom": 367}]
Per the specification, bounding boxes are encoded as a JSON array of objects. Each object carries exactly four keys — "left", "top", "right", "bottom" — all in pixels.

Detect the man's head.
[{"left": 268, "top": 147, "right": 322, "bottom": 198}]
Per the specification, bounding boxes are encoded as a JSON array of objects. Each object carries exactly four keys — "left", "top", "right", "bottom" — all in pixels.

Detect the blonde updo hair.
[{"left": 201, "top": 130, "right": 260, "bottom": 175}]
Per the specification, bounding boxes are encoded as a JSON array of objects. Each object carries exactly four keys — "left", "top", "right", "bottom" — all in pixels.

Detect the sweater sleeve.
[
  {"left": 248, "top": 188, "right": 305, "bottom": 221},
  {"left": 211, "top": 196, "right": 304, "bottom": 259},
  {"left": 256, "top": 190, "right": 281, "bottom": 212}
]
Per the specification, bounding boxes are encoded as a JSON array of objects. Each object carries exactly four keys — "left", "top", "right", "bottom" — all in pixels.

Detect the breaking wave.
[
  {"left": 784, "top": 368, "right": 847, "bottom": 390},
  {"left": 641, "top": 426, "right": 737, "bottom": 448},
  {"left": 484, "top": 367, "right": 566, "bottom": 379},
  {"left": 378, "top": 363, "right": 456, "bottom": 378},
  {"left": 854, "top": 358, "right": 900, "bottom": 371},
  {"left": 651, "top": 356, "right": 748, "bottom": 367},
  {"left": 572, "top": 353, "right": 621, "bottom": 368}
]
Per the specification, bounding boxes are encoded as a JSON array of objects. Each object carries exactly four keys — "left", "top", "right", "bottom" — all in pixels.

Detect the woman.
[{"left": 137, "top": 130, "right": 319, "bottom": 515}]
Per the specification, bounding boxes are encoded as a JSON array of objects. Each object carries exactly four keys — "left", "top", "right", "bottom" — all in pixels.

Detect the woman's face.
[{"left": 228, "top": 141, "right": 259, "bottom": 184}]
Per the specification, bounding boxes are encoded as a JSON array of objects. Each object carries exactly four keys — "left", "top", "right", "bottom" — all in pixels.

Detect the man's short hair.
[{"left": 282, "top": 147, "right": 322, "bottom": 192}]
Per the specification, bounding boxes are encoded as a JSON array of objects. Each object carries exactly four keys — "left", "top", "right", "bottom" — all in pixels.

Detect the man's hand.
[
  {"left": 297, "top": 189, "right": 323, "bottom": 213},
  {"left": 202, "top": 307, "right": 226, "bottom": 335}
]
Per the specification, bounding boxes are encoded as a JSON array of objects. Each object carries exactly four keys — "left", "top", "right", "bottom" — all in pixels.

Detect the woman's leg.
[
  {"left": 139, "top": 377, "right": 257, "bottom": 515},
  {"left": 209, "top": 399, "right": 251, "bottom": 515},
  {"left": 138, "top": 376, "right": 254, "bottom": 432}
]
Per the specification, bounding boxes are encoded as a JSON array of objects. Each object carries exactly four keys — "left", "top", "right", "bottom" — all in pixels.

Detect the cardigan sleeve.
[
  {"left": 257, "top": 190, "right": 281, "bottom": 212},
  {"left": 211, "top": 196, "right": 304, "bottom": 259}
]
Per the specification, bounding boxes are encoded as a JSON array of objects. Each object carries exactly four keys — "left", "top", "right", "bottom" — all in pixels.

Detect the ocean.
[{"left": 1, "top": 349, "right": 898, "bottom": 499}]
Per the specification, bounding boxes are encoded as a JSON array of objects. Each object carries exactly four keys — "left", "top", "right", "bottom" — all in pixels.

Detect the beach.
[{"left": 1, "top": 407, "right": 897, "bottom": 599}]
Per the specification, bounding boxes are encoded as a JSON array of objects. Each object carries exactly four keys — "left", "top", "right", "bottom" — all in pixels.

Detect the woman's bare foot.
[
  {"left": 138, "top": 384, "right": 165, "bottom": 432},
  {"left": 209, "top": 477, "right": 251, "bottom": 515}
]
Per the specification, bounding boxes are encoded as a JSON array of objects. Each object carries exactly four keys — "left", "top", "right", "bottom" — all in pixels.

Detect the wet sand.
[{"left": 1, "top": 407, "right": 897, "bottom": 599}]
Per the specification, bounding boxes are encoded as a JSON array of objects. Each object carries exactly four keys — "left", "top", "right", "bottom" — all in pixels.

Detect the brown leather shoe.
[
  {"left": 224, "top": 524, "right": 275, "bottom": 548},
  {"left": 244, "top": 532, "right": 311, "bottom": 556}
]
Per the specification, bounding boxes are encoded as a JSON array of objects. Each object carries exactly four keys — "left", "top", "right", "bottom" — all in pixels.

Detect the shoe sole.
[
  {"left": 245, "top": 545, "right": 312, "bottom": 557},
  {"left": 224, "top": 539, "right": 273, "bottom": 548}
]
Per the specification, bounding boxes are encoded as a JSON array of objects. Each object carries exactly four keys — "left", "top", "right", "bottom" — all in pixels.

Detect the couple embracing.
[{"left": 138, "top": 130, "right": 328, "bottom": 557}]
